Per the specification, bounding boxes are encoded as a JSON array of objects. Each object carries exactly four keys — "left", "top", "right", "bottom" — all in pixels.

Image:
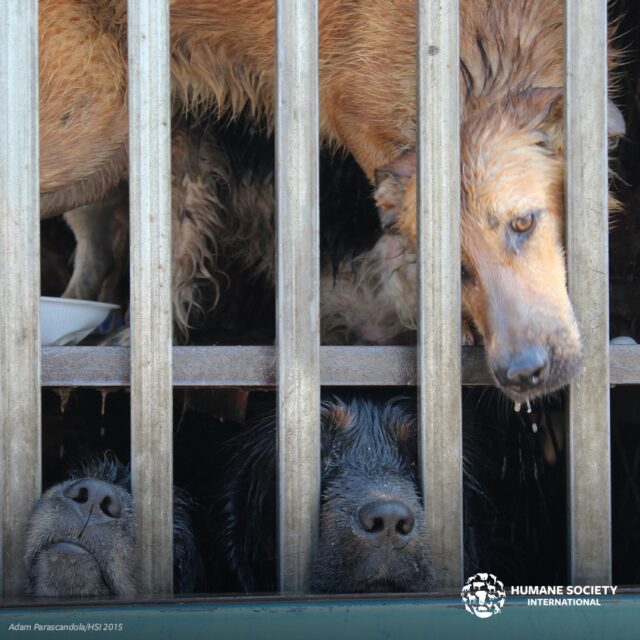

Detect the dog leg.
[{"left": 62, "top": 192, "right": 125, "bottom": 302}]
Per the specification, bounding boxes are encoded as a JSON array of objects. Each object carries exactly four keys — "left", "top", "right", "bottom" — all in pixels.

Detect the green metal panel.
[{"left": 2, "top": 595, "right": 640, "bottom": 640}]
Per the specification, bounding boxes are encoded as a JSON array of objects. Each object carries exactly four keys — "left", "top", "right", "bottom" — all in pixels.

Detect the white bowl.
[
  {"left": 610, "top": 336, "right": 638, "bottom": 346},
  {"left": 40, "top": 297, "right": 120, "bottom": 346}
]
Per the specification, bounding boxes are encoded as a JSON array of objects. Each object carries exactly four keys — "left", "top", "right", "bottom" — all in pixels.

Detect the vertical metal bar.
[
  {"left": 127, "top": 0, "right": 173, "bottom": 594},
  {"left": 565, "top": 0, "right": 611, "bottom": 584},
  {"left": 276, "top": 0, "right": 320, "bottom": 593},
  {"left": 417, "top": 0, "right": 463, "bottom": 589},
  {"left": 0, "top": 0, "right": 41, "bottom": 597}
]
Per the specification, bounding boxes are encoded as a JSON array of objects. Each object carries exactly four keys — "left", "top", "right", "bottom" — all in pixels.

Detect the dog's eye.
[{"left": 511, "top": 212, "right": 536, "bottom": 234}]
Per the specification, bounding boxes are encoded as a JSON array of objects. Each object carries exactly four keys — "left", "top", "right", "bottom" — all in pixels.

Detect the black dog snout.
[
  {"left": 357, "top": 500, "right": 415, "bottom": 541},
  {"left": 63, "top": 479, "right": 123, "bottom": 520}
]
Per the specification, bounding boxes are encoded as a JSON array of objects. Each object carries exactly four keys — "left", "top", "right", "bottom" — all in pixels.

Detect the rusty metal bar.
[
  {"left": 0, "top": 0, "right": 41, "bottom": 597},
  {"left": 565, "top": 0, "right": 611, "bottom": 584},
  {"left": 417, "top": 0, "right": 463, "bottom": 589},
  {"left": 275, "top": 0, "right": 321, "bottom": 593},
  {"left": 127, "top": 0, "right": 173, "bottom": 595}
]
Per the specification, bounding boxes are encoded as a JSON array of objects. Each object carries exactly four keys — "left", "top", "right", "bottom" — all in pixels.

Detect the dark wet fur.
[{"left": 218, "top": 393, "right": 489, "bottom": 593}]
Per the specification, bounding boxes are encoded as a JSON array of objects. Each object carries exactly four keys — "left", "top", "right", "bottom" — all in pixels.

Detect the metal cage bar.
[
  {"left": 275, "top": 0, "right": 321, "bottom": 593},
  {"left": 0, "top": 0, "right": 41, "bottom": 597},
  {"left": 417, "top": 0, "right": 463, "bottom": 589},
  {"left": 39, "top": 345, "right": 640, "bottom": 388},
  {"left": 0, "top": 0, "right": 628, "bottom": 602},
  {"left": 127, "top": 0, "right": 174, "bottom": 595},
  {"left": 565, "top": 0, "right": 611, "bottom": 584}
]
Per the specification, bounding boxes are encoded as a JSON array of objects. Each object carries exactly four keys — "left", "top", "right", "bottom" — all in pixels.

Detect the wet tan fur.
[{"left": 37, "top": 0, "right": 620, "bottom": 397}]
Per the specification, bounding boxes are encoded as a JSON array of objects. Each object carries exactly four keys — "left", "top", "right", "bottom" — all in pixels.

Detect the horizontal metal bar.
[
  {"left": 40, "top": 345, "right": 640, "bottom": 387},
  {"left": 38, "top": 345, "right": 481, "bottom": 386},
  {"left": 610, "top": 345, "right": 640, "bottom": 385},
  {"left": 40, "top": 346, "right": 479, "bottom": 386},
  {"left": 42, "top": 345, "right": 640, "bottom": 387}
]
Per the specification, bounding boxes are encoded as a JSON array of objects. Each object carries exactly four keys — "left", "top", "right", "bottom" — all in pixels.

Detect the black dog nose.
[
  {"left": 63, "top": 479, "right": 123, "bottom": 519},
  {"left": 357, "top": 500, "right": 415, "bottom": 539},
  {"left": 494, "top": 349, "right": 548, "bottom": 391}
]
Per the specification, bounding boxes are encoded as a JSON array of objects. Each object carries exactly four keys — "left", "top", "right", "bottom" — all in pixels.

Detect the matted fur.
[
  {"left": 63, "top": 119, "right": 276, "bottom": 342},
  {"left": 170, "top": 120, "right": 276, "bottom": 337}
]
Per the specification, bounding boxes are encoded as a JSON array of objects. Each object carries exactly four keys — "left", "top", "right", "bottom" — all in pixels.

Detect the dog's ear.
[
  {"left": 512, "top": 87, "right": 564, "bottom": 153},
  {"left": 374, "top": 149, "right": 416, "bottom": 229},
  {"left": 514, "top": 87, "right": 625, "bottom": 153}
]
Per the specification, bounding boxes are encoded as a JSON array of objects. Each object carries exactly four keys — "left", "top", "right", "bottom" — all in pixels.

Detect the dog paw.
[{"left": 374, "top": 149, "right": 416, "bottom": 231}]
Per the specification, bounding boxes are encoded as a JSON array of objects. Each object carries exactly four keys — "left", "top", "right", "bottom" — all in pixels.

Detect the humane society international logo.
[
  {"left": 461, "top": 573, "right": 507, "bottom": 618},
  {"left": 461, "top": 573, "right": 619, "bottom": 618}
]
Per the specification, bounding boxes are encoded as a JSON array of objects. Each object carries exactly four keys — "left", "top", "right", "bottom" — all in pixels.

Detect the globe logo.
[{"left": 461, "top": 573, "right": 506, "bottom": 618}]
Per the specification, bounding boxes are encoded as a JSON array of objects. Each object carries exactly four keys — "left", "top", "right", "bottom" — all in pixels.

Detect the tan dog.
[{"left": 37, "top": 0, "right": 623, "bottom": 400}]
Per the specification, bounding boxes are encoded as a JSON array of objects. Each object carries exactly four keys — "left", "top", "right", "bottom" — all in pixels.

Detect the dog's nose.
[
  {"left": 357, "top": 500, "right": 415, "bottom": 545},
  {"left": 63, "top": 479, "right": 123, "bottom": 520},
  {"left": 494, "top": 348, "right": 549, "bottom": 391}
]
